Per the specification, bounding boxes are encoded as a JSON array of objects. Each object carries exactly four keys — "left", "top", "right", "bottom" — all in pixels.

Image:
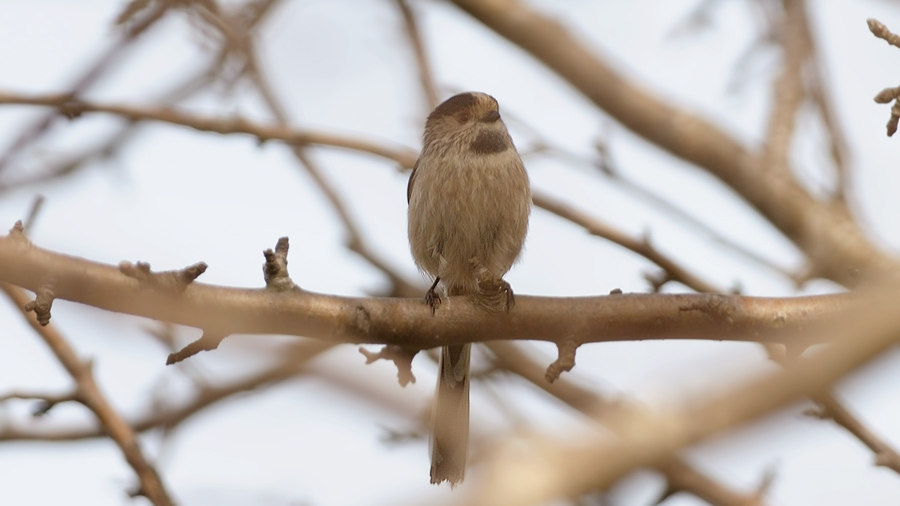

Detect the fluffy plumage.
[{"left": 407, "top": 92, "right": 531, "bottom": 485}]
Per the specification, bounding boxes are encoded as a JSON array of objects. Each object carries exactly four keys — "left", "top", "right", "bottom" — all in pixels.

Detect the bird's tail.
[{"left": 430, "top": 342, "right": 471, "bottom": 485}]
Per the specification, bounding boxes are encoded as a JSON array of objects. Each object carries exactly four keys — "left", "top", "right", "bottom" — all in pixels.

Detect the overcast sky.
[{"left": 1, "top": 1, "right": 900, "bottom": 505}]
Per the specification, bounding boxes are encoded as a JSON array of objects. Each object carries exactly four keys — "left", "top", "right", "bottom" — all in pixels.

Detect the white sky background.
[{"left": 0, "top": 0, "right": 900, "bottom": 505}]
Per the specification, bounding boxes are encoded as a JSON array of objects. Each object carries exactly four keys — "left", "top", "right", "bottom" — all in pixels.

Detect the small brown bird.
[{"left": 407, "top": 92, "right": 531, "bottom": 485}]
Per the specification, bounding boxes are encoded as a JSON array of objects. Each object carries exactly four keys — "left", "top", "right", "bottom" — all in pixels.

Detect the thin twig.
[
  {"left": 395, "top": 0, "right": 441, "bottom": 109},
  {"left": 533, "top": 191, "right": 722, "bottom": 293},
  {"left": 0, "top": 340, "right": 330, "bottom": 441},
  {"left": 762, "top": 0, "right": 809, "bottom": 174},
  {"left": 0, "top": 91, "right": 418, "bottom": 169},
  {"left": 801, "top": 23, "right": 852, "bottom": 203},
  {"left": 240, "top": 33, "right": 422, "bottom": 296},
  {"left": 0, "top": 0, "right": 172, "bottom": 174},
  {"left": 810, "top": 392, "right": 900, "bottom": 474},
  {"left": 0, "top": 0, "right": 282, "bottom": 194}
]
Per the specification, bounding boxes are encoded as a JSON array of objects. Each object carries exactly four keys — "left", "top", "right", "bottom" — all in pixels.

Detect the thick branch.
[
  {"left": 0, "top": 231, "right": 852, "bottom": 350},
  {"left": 449, "top": 0, "right": 898, "bottom": 286},
  {"left": 466, "top": 282, "right": 900, "bottom": 506},
  {"left": 487, "top": 341, "right": 764, "bottom": 506}
]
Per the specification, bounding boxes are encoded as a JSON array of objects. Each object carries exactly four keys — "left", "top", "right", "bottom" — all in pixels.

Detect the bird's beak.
[{"left": 481, "top": 110, "right": 501, "bottom": 123}]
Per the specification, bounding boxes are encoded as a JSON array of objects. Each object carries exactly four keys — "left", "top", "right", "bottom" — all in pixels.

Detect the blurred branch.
[
  {"left": 808, "top": 392, "right": 900, "bottom": 475},
  {"left": 487, "top": 341, "right": 767, "bottom": 506},
  {"left": 449, "top": 0, "right": 899, "bottom": 287},
  {"left": 763, "top": 0, "right": 851, "bottom": 207},
  {"left": 466, "top": 282, "right": 900, "bottom": 506},
  {"left": 0, "top": 283, "right": 174, "bottom": 506},
  {"left": 533, "top": 191, "right": 722, "bottom": 293},
  {"left": 0, "top": 91, "right": 418, "bottom": 169},
  {"left": 511, "top": 121, "right": 796, "bottom": 281},
  {"left": 0, "top": 0, "right": 282, "bottom": 193},
  {"left": 0, "top": 340, "right": 327, "bottom": 441},
  {"left": 800, "top": 11, "right": 851, "bottom": 204},
  {"left": 763, "top": 0, "right": 809, "bottom": 175},
  {"left": 233, "top": 19, "right": 423, "bottom": 298},
  {"left": 0, "top": 390, "right": 79, "bottom": 417},
  {"left": 395, "top": 0, "right": 441, "bottom": 110},
  {"left": 0, "top": 0, "right": 174, "bottom": 174}
]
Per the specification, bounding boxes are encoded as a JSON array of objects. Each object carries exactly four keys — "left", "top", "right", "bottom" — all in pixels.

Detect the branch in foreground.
[
  {"left": 464, "top": 282, "right": 900, "bottom": 506},
  {"left": 767, "top": 338, "right": 900, "bottom": 478},
  {"left": 487, "top": 342, "right": 766, "bottom": 506},
  {"left": 0, "top": 229, "right": 852, "bottom": 359}
]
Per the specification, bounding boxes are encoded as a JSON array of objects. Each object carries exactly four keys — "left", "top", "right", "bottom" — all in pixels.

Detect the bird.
[{"left": 407, "top": 91, "right": 531, "bottom": 485}]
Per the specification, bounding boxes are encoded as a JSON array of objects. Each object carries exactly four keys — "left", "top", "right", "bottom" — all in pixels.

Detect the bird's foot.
[
  {"left": 470, "top": 259, "right": 515, "bottom": 313},
  {"left": 425, "top": 276, "right": 441, "bottom": 315}
]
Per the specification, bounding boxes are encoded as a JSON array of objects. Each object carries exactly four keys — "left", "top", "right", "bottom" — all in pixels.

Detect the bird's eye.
[{"left": 456, "top": 112, "right": 471, "bottom": 124}]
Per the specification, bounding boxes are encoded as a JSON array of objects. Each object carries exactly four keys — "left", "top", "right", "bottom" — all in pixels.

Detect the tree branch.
[
  {"left": 0, "top": 91, "right": 418, "bottom": 169},
  {"left": 1, "top": 283, "right": 175, "bottom": 506},
  {"left": 487, "top": 341, "right": 765, "bottom": 506},
  {"left": 395, "top": 0, "right": 441, "bottom": 110},
  {"left": 465, "top": 282, "right": 900, "bottom": 506},
  {"left": 448, "top": 0, "right": 898, "bottom": 286},
  {"left": 533, "top": 191, "right": 722, "bottom": 294},
  {"left": 0, "top": 226, "right": 853, "bottom": 353}
]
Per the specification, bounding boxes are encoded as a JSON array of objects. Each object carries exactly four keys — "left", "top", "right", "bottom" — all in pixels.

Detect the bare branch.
[
  {"left": 449, "top": 0, "right": 899, "bottom": 286},
  {"left": 0, "top": 0, "right": 173, "bottom": 174},
  {"left": 868, "top": 19, "right": 900, "bottom": 138},
  {"left": 0, "top": 230, "right": 856, "bottom": 351},
  {"left": 0, "top": 390, "right": 80, "bottom": 417},
  {"left": 1, "top": 283, "right": 175, "bottom": 506},
  {"left": 762, "top": 0, "right": 810, "bottom": 174},
  {"left": 0, "top": 91, "right": 418, "bottom": 169},
  {"left": 868, "top": 18, "right": 900, "bottom": 49},
  {"left": 359, "top": 345, "right": 419, "bottom": 386},
  {"left": 809, "top": 392, "right": 900, "bottom": 475},
  {"left": 242, "top": 36, "right": 424, "bottom": 298},
  {"left": 533, "top": 192, "right": 722, "bottom": 293},
  {"left": 395, "top": 0, "right": 441, "bottom": 109},
  {"left": 488, "top": 342, "right": 767, "bottom": 506},
  {"left": 0, "top": 339, "right": 334, "bottom": 442},
  {"left": 465, "top": 282, "right": 900, "bottom": 506}
]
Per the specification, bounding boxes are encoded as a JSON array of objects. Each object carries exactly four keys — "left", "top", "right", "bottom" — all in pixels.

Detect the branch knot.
[
  {"left": 24, "top": 277, "right": 56, "bottom": 325},
  {"left": 263, "top": 237, "right": 296, "bottom": 292},
  {"left": 119, "top": 260, "right": 207, "bottom": 293}
]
